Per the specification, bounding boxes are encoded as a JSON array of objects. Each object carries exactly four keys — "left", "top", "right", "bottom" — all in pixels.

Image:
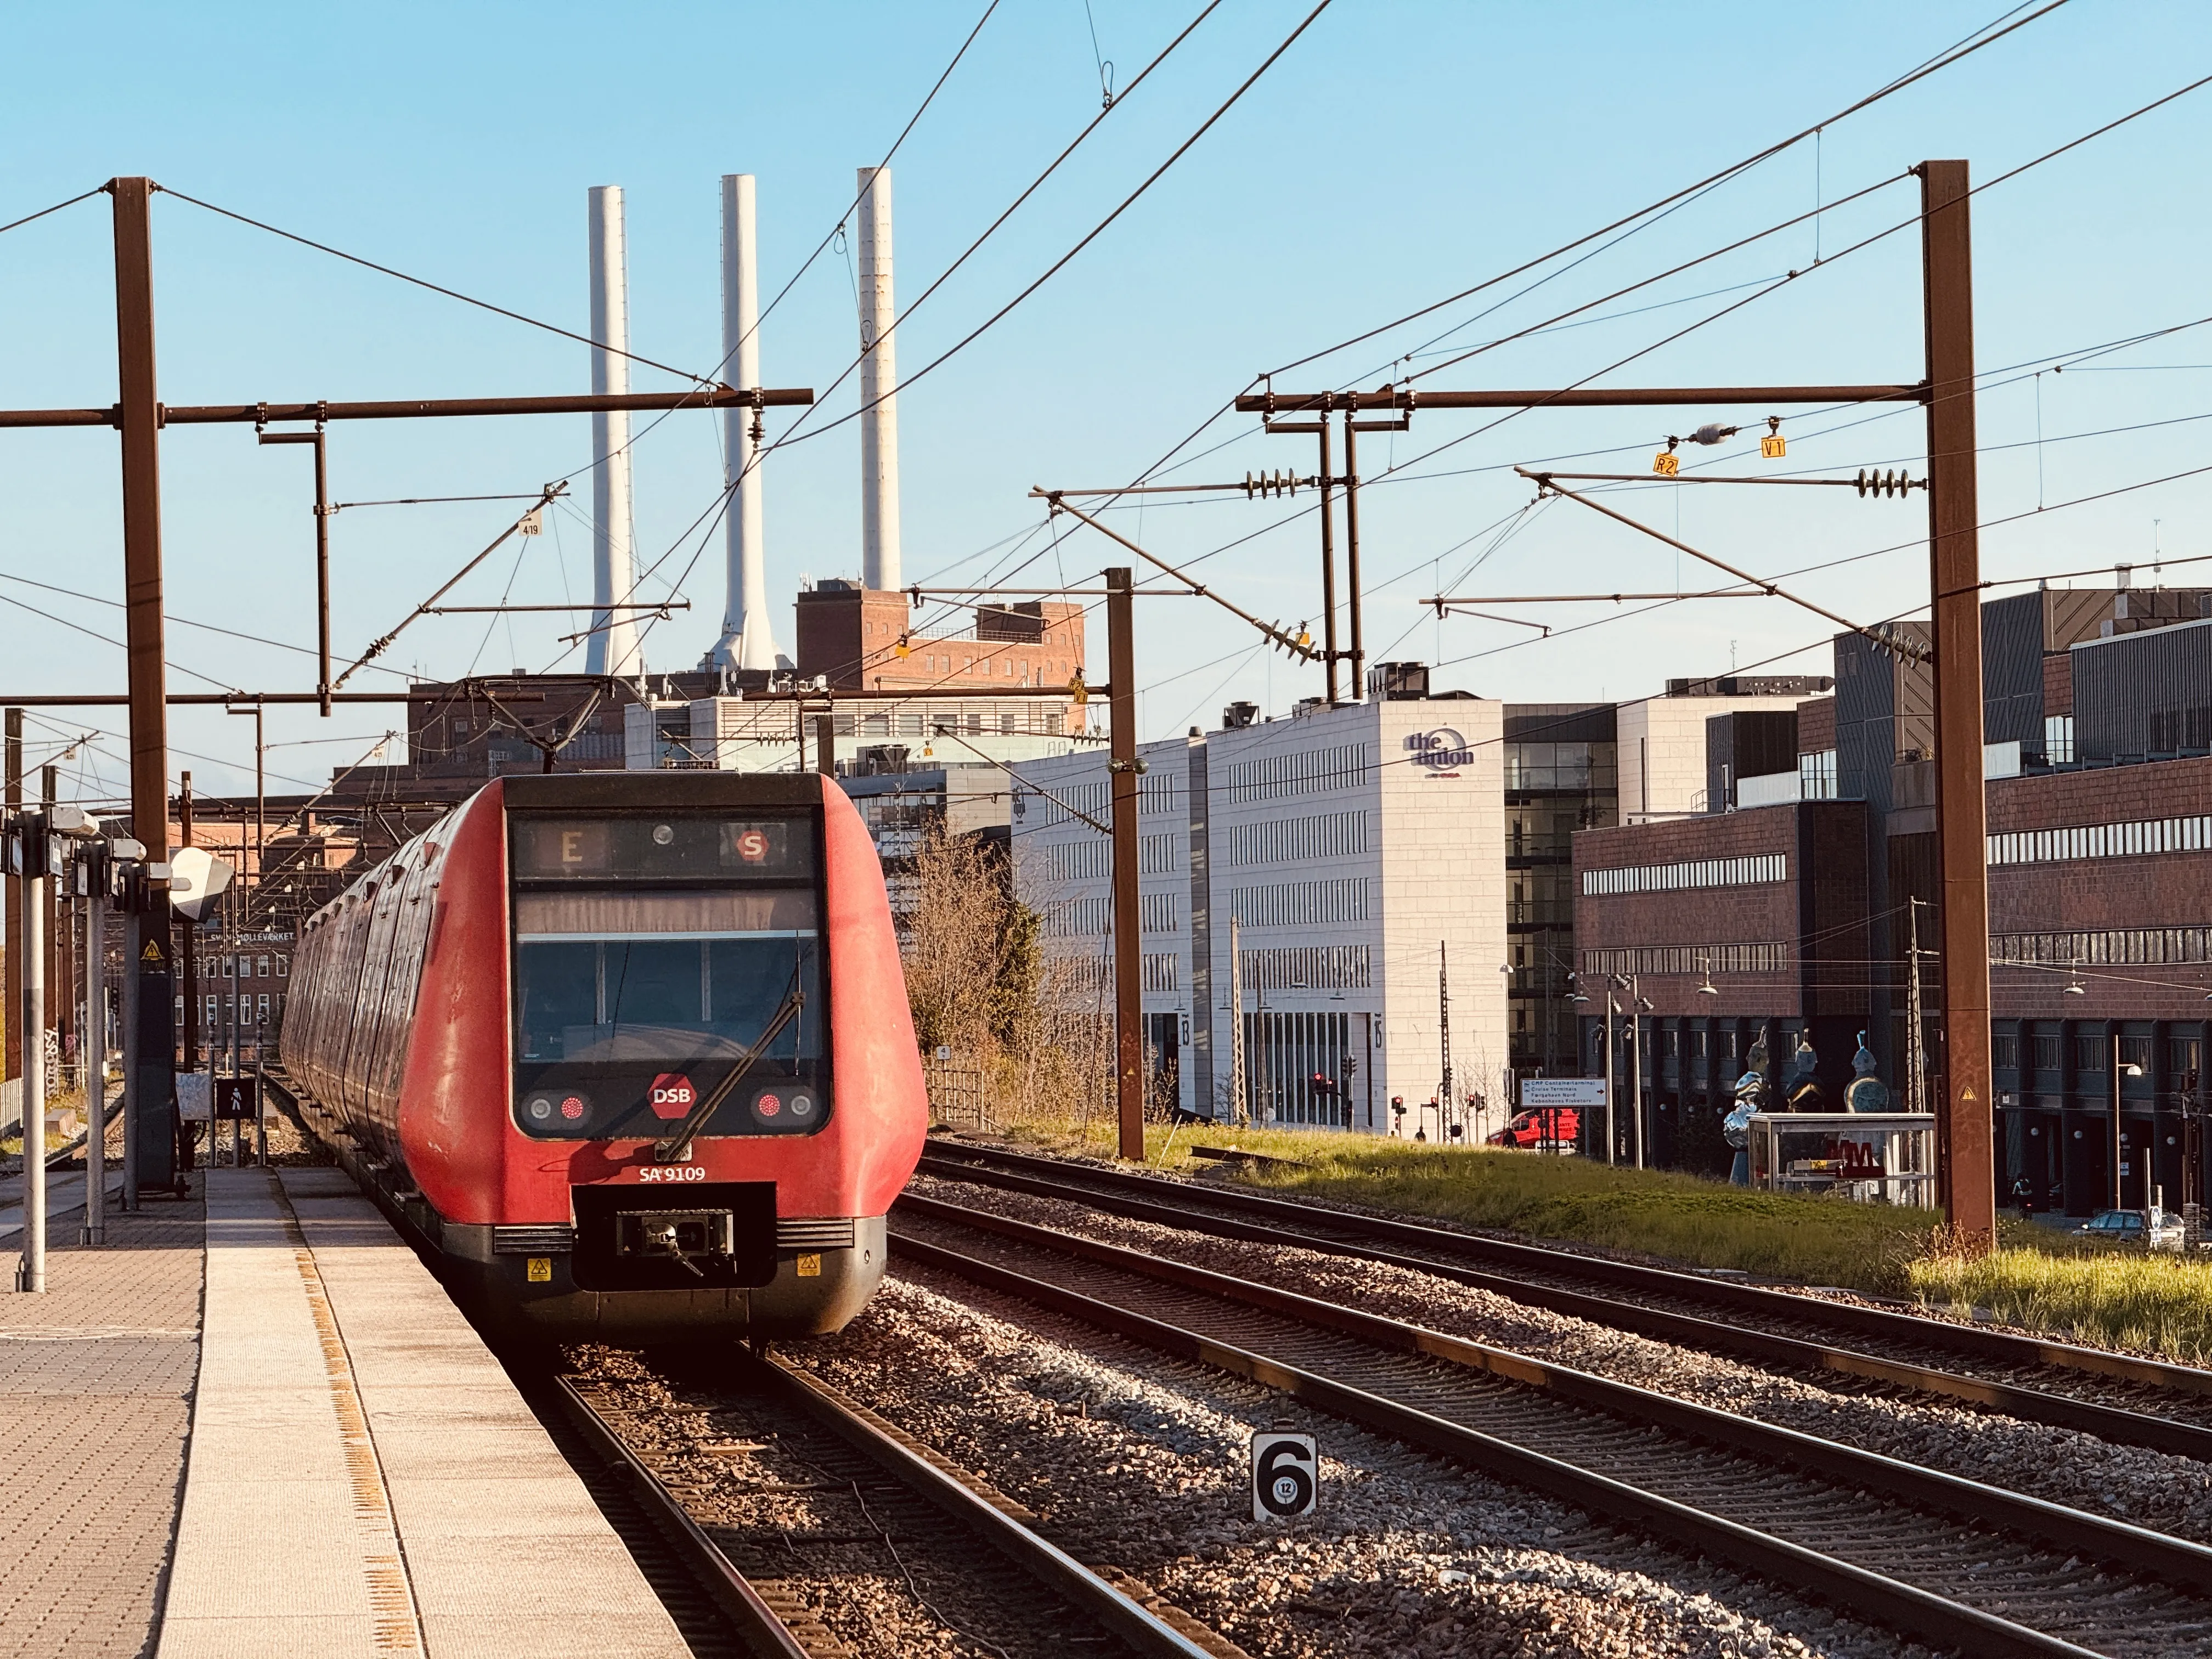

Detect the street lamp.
[{"left": 2113, "top": 1031, "right": 2145, "bottom": 1214}]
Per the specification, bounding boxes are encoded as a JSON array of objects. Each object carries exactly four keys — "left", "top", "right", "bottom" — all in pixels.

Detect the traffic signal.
[{"left": 1310, "top": 1072, "right": 1336, "bottom": 1098}]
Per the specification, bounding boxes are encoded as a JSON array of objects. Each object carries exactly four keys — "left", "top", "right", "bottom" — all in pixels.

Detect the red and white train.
[{"left": 283, "top": 772, "right": 928, "bottom": 1338}]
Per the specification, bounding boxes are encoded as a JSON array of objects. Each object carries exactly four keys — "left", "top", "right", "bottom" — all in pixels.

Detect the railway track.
[
  {"left": 546, "top": 1344, "right": 1239, "bottom": 1659},
  {"left": 917, "top": 1139, "right": 2212, "bottom": 1462},
  {"left": 893, "top": 1188, "right": 2212, "bottom": 1659}
]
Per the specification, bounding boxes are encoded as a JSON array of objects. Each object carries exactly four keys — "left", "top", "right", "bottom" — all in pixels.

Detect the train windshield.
[{"left": 509, "top": 812, "right": 830, "bottom": 1140}]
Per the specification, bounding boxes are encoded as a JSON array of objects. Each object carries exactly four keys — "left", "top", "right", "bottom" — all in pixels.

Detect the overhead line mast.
[{"left": 1226, "top": 160, "right": 1994, "bottom": 1250}]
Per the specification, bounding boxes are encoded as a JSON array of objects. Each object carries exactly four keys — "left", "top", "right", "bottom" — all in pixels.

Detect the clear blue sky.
[{"left": 2, "top": 1, "right": 2207, "bottom": 801}]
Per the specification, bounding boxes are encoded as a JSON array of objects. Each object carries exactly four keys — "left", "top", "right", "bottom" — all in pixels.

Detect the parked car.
[
  {"left": 1487, "top": 1108, "right": 1579, "bottom": 1150},
  {"left": 2072, "top": 1209, "right": 2188, "bottom": 1250}
]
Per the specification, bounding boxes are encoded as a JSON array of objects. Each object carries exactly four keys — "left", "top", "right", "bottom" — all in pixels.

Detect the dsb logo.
[{"left": 648, "top": 1074, "right": 697, "bottom": 1120}]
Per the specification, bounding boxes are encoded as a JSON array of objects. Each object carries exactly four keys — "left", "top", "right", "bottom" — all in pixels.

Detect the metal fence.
[{"left": 924, "top": 1062, "right": 988, "bottom": 1130}]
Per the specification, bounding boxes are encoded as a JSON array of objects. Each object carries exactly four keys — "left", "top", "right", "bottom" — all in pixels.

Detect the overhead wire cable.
[
  {"left": 0, "top": 186, "right": 105, "bottom": 239},
  {"left": 1266, "top": 0, "right": 2069, "bottom": 377},
  {"left": 753, "top": 0, "right": 1333, "bottom": 461},
  {"left": 156, "top": 186, "right": 720, "bottom": 386}
]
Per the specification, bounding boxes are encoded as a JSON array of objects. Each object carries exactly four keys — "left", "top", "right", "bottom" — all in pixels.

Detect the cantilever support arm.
[
  {"left": 1031, "top": 489, "right": 1321, "bottom": 663},
  {"left": 1516, "top": 469, "right": 1931, "bottom": 665},
  {"left": 332, "top": 482, "right": 568, "bottom": 689}
]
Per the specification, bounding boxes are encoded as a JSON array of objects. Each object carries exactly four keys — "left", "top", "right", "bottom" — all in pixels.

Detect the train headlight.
[
  {"left": 651, "top": 823, "right": 675, "bottom": 845},
  {"left": 526, "top": 1097, "right": 555, "bottom": 1123}
]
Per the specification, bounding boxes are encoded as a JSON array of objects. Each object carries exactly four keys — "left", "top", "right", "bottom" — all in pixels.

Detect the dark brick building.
[{"left": 1575, "top": 586, "right": 2212, "bottom": 1214}]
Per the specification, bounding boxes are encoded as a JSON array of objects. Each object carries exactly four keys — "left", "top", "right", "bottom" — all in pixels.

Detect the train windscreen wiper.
[{"left": 652, "top": 985, "right": 806, "bottom": 1163}]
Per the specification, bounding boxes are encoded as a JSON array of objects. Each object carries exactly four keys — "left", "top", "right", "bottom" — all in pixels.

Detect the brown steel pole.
[
  {"left": 1921, "top": 159, "right": 1995, "bottom": 1252},
  {"left": 4, "top": 708, "right": 19, "bottom": 1087},
  {"left": 1105, "top": 567, "right": 1144, "bottom": 1160},
  {"left": 815, "top": 714, "right": 835, "bottom": 778},
  {"left": 112, "top": 175, "right": 177, "bottom": 1194},
  {"left": 314, "top": 430, "right": 331, "bottom": 716},
  {"left": 1317, "top": 418, "right": 1340, "bottom": 706},
  {"left": 178, "top": 774, "right": 196, "bottom": 1072},
  {"left": 1341, "top": 411, "right": 1365, "bottom": 699}
]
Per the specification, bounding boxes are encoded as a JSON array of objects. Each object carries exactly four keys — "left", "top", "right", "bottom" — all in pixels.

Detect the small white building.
[
  {"left": 1012, "top": 692, "right": 1508, "bottom": 1138},
  {"left": 624, "top": 693, "right": 1081, "bottom": 773}
]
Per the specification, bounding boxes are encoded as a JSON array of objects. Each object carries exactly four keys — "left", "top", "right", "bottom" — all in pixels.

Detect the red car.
[{"left": 1487, "top": 1108, "right": 1580, "bottom": 1149}]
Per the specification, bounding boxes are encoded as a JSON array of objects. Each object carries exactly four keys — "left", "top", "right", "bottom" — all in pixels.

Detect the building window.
[
  {"left": 256, "top": 955, "right": 270, "bottom": 979},
  {"left": 1220, "top": 811, "right": 1369, "bottom": 868},
  {"left": 1581, "top": 942, "right": 1788, "bottom": 977},
  {"left": 276, "top": 957, "right": 289, "bottom": 978},
  {"left": 2034, "top": 1034, "right": 2062, "bottom": 1072},
  {"left": 2076, "top": 1035, "right": 2106, "bottom": 1073},
  {"left": 2119, "top": 1034, "right": 2152, "bottom": 1071},
  {"left": 2170, "top": 1037, "right": 2202, "bottom": 1084},
  {"left": 1798, "top": 748, "right": 1838, "bottom": 799},
  {"left": 1228, "top": 878, "right": 1370, "bottom": 928},
  {"left": 2044, "top": 713, "right": 2075, "bottom": 764},
  {"left": 1581, "top": 854, "right": 1786, "bottom": 896},
  {"left": 1223, "top": 742, "right": 1370, "bottom": 803},
  {"left": 1993, "top": 1033, "right": 2018, "bottom": 1070}
]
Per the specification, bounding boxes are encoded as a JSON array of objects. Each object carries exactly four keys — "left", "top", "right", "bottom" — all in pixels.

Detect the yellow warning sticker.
[
  {"left": 1960, "top": 1086, "right": 1978, "bottom": 1103},
  {"left": 795, "top": 1253, "right": 822, "bottom": 1278},
  {"left": 141, "top": 941, "right": 164, "bottom": 962},
  {"left": 1760, "top": 434, "right": 1787, "bottom": 458},
  {"left": 526, "top": 1257, "right": 552, "bottom": 1283},
  {"left": 1653, "top": 452, "right": 1680, "bottom": 477}
]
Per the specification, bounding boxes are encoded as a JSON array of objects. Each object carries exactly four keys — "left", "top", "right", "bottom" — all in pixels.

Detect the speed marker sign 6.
[{"left": 1250, "top": 1431, "right": 1317, "bottom": 1520}]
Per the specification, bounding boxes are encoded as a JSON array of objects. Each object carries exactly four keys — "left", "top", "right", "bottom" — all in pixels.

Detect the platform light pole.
[
  {"left": 2113, "top": 1031, "right": 2144, "bottom": 1215},
  {"left": 14, "top": 806, "right": 47, "bottom": 1290}
]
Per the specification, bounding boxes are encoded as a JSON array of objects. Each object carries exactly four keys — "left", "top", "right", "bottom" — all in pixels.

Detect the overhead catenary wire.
[
  {"left": 0, "top": 185, "right": 105, "bottom": 240},
  {"left": 1267, "top": 0, "right": 2070, "bottom": 378},
  {"left": 752, "top": 1, "right": 1333, "bottom": 462}
]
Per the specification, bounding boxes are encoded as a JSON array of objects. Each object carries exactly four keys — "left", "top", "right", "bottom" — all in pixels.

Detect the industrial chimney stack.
[
  {"left": 856, "top": 166, "right": 901, "bottom": 592},
  {"left": 586, "top": 185, "right": 642, "bottom": 678},
  {"left": 713, "top": 174, "right": 778, "bottom": 670}
]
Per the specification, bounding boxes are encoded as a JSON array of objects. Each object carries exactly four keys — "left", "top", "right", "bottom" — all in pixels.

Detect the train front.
[{"left": 416, "top": 774, "right": 927, "bottom": 1338}]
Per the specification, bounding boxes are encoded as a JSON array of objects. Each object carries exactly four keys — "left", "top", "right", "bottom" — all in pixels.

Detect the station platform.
[{"left": 2, "top": 1163, "right": 692, "bottom": 1659}]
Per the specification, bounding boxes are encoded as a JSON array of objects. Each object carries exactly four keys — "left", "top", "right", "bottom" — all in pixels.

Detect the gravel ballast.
[
  {"left": 909, "top": 1172, "right": 2212, "bottom": 1545},
  {"left": 787, "top": 1263, "right": 1929, "bottom": 1659}
]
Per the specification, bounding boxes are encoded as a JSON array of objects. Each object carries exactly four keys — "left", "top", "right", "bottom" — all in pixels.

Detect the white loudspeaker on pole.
[
  {"left": 715, "top": 174, "right": 778, "bottom": 670},
  {"left": 856, "top": 166, "right": 901, "bottom": 593},
  {"left": 587, "top": 185, "right": 642, "bottom": 679}
]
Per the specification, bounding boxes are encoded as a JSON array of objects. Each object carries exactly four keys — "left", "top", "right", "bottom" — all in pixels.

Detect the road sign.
[
  {"left": 1250, "top": 1431, "right": 1317, "bottom": 1521},
  {"left": 1520, "top": 1077, "right": 1606, "bottom": 1107}
]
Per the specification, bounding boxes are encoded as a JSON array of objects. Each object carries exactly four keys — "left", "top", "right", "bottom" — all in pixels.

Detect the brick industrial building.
[{"left": 1575, "top": 586, "right": 2212, "bottom": 1215}]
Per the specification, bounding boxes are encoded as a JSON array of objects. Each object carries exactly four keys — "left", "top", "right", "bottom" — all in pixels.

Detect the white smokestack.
[
  {"left": 713, "top": 174, "right": 778, "bottom": 671},
  {"left": 856, "top": 165, "right": 901, "bottom": 593},
  {"left": 587, "top": 185, "right": 641, "bottom": 679}
]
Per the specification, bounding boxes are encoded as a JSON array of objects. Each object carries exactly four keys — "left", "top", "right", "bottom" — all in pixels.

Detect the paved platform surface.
[
  {"left": 0, "top": 1164, "right": 202, "bottom": 1659},
  {"left": 3, "top": 1163, "right": 693, "bottom": 1659}
]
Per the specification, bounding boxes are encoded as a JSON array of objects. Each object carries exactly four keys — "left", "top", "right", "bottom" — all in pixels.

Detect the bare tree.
[{"left": 900, "top": 826, "right": 1096, "bottom": 1128}]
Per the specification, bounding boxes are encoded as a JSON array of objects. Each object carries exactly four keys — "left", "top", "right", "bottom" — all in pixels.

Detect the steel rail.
[
  {"left": 551, "top": 1376, "right": 813, "bottom": 1659},
  {"left": 913, "top": 1146, "right": 2212, "bottom": 1462},
  {"left": 760, "top": 1358, "right": 1224, "bottom": 1659},
  {"left": 895, "top": 1198, "right": 2212, "bottom": 1659},
  {"left": 557, "top": 1357, "right": 1221, "bottom": 1659},
  {"left": 919, "top": 1140, "right": 2212, "bottom": 1400},
  {"left": 889, "top": 1222, "right": 2095, "bottom": 1659}
]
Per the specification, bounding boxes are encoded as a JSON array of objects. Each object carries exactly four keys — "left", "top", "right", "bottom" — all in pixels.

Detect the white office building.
[{"left": 1011, "top": 692, "right": 1508, "bottom": 1137}]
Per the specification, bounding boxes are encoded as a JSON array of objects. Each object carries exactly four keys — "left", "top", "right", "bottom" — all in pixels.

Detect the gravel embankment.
[
  {"left": 910, "top": 1173, "right": 2212, "bottom": 1543},
  {"left": 784, "top": 1265, "right": 1927, "bottom": 1659}
]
